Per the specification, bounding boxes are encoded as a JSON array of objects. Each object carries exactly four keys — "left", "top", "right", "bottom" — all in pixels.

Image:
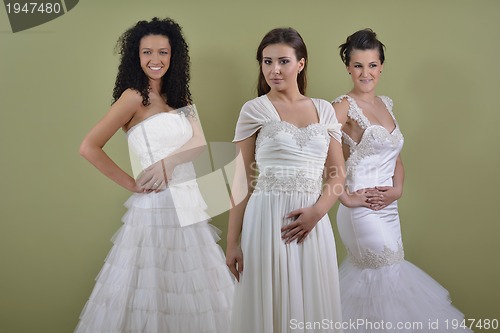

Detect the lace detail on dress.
[
  {"left": 345, "top": 126, "right": 404, "bottom": 175},
  {"left": 254, "top": 169, "right": 322, "bottom": 194},
  {"left": 345, "top": 142, "right": 377, "bottom": 175},
  {"left": 349, "top": 244, "right": 405, "bottom": 269},
  {"left": 342, "top": 132, "right": 357, "bottom": 153},
  {"left": 256, "top": 121, "right": 329, "bottom": 149},
  {"left": 333, "top": 95, "right": 370, "bottom": 130},
  {"left": 379, "top": 96, "right": 394, "bottom": 117},
  {"left": 177, "top": 104, "right": 198, "bottom": 118}
]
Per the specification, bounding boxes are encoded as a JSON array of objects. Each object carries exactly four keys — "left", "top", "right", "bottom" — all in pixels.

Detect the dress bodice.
[
  {"left": 234, "top": 95, "right": 341, "bottom": 194},
  {"left": 333, "top": 95, "right": 404, "bottom": 192},
  {"left": 255, "top": 121, "right": 331, "bottom": 193},
  {"left": 127, "top": 111, "right": 193, "bottom": 179}
]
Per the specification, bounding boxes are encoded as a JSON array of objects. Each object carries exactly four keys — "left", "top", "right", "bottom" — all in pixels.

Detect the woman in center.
[{"left": 226, "top": 27, "right": 345, "bottom": 333}]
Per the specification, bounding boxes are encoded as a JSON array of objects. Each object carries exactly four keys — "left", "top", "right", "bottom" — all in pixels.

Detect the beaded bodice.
[
  {"left": 233, "top": 95, "right": 342, "bottom": 195},
  {"left": 333, "top": 95, "right": 404, "bottom": 192},
  {"left": 255, "top": 121, "right": 330, "bottom": 194}
]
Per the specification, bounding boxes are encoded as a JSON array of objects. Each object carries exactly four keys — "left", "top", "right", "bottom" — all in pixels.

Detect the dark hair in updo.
[
  {"left": 256, "top": 27, "right": 308, "bottom": 96},
  {"left": 112, "top": 17, "right": 191, "bottom": 108},
  {"left": 339, "top": 28, "right": 385, "bottom": 66}
]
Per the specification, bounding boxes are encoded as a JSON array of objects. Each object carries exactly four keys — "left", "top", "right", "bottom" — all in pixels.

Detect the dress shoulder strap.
[
  {"left": 378, "top": 96, "right": 397, "bottom": 122},
  {"left": 313, "top": 98, "right": 342, "bottom": 143},
  {"left": 332, "top": 94, "right": 370, "bottom": 130},
  {"left": 233, "top": 96, "right": 276, "bottom": 142}
]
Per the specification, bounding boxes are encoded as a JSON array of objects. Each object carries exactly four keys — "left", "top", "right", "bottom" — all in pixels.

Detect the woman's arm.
[
  {"left": 226, "top": 135, "right": 256, "bottom": 281},
  {"left": 79, "top": 89, "right": 141, "bottom": 192},
  {"left": 339, "top": 187, "right": 373, "bottom": 208},
  {"left": 393, "top": 154, "right": 404, "bottom": 192},
  {"left": 333, "top": 98, "right": 386, "bottom": 209},
  {"left": 281, "top": 138, "right": 346, "bottom": 244},
  {"left": 332, "top": 99, "right": 348, "bottom": 126}
]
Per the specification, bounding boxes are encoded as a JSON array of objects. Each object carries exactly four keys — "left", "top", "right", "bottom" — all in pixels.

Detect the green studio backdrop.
[{"left": 1, "top": 0, "right": 499, "bottom": 332}]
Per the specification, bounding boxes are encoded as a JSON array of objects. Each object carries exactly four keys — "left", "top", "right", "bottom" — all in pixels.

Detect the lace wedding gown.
[
  {"left": 74, "top": 110, "right": 234, "bottom": 333},
  {"left": 333, "top": 95, "right": 471, "bottom": 332},
  {"left": 231, "top": 95, "right": 343, "bottom": 333}
]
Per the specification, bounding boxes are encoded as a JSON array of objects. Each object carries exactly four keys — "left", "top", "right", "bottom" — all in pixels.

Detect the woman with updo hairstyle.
[
  {"left": 227, "top": 27, "right": 345, "bottom": 332},
  {"left": 75, "top": 17, "right": 234, "bottom": 333},
  {"left": 332, "top": 28, "right": 471, "bottom": 332}
]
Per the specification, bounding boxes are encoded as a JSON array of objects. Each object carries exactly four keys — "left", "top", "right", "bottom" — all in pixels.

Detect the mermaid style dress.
[
  {"left": 74, "top": 110, "right": 234, "bottom": 333},
  {"left": 333, "top": 95, "right": 471, "bottom": 332},
  {"left": 230, "top": 95, "right": 343, "bottom": 333}
]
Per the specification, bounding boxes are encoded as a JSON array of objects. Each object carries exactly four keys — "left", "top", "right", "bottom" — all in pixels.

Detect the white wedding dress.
[
  {"left": 333, "top": 95, "right": 471, "bottom": 332},
  {"left": 74, "top": 110, "right": 234, "bottom": 333},
  {"left": 231, "top": 95, "right": 343, "bottom": 333}
]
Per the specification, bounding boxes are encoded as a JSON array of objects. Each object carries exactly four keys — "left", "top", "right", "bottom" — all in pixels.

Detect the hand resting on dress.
[
  {"left": 136, "top": 158, "right": 174, "bottom": 193},
  {"left": 281, "top": 206, "right": 324, "bottom": 244},
  {"left": 342, "top": 186, "right": 402, "bottom": 210}
]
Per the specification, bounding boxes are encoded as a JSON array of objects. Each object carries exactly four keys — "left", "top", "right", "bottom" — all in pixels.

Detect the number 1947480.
[
  {"left": 444, "top": 318, "right": 498, "bottom": 330},
  {"left": 6, "top": 2, "right": 61, "bottom": 14}
]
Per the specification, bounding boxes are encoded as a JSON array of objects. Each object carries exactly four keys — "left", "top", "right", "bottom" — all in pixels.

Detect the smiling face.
[
  {"left": 139, "top": 34, "right": 171, "bottom": 83},
  {"left": 261, "top": 43, "right": 304, "bottom": 93},
  {"left": 347, "top": 48, "right": 384, "bottom": 94}
]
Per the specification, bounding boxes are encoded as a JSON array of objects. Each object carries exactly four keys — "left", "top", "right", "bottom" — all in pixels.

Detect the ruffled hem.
[
  {"left": 123, "top": 185, "right": 210, "bottom": 227},
  {"left": 339, "top": 258, "right": 472, "bottom": 332},
  {"left": 75, "top": 308, "right": 231, "bottom": 333},
  {"left": 74, "top": 192, "right": 234, "bottom": 333},
  {"left": 125, "top": 182, "right": 207, "bottom": 210}
]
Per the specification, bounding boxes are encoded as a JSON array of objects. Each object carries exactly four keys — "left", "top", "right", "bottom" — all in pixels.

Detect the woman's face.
[
  {"left": 261, "top": 43, "right": 304, "bottom": 93},
  {"left": 347, "top": 48, "right": 384, "bottom": 94},
  {"left": 139, "top": 34, "right": 171, "bottom": 82}
]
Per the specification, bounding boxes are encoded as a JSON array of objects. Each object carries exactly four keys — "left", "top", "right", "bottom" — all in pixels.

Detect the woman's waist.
[
  {"left": 257, "top": 164, "right": 324, "bottom": 176},
  {"left": 345, "top": 176, "right": 393, "bottom": 192},
  {"left": 254, "top": 168, "right": 323, "bottom": 194},
  {"left": 130, "top": 145, "right": 186, "bottom": 168}
]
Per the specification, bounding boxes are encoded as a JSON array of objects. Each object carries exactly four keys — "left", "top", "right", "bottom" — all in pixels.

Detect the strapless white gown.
[
  {"left": 74, "top": 110, "right": 234, "bottom": 333},
  {"left": 230, "top": 95, "right": 343, "bottom": 333},
  {"left": 333, "top": 95, "right": 471, "bottom": 332}
]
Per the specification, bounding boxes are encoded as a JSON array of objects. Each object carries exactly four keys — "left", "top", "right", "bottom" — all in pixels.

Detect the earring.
[
  {"left": 380, "top": 71, "right": 382, "bottom": 73},
  {"left": 348, "top": 72, "right": 351, "bottom": 75}
]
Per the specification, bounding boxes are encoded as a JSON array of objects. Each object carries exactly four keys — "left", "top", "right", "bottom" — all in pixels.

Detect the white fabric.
[
  {"left": 74, "top": 112, "right": 234, "bottom": 333},
  {"left": 333, "top": 95, "right": 471, "bottom": 332},
  {"left": 233, "top": 94, "right": 341, "bottom": 143},
  {"left": 230, "top": 95, "right": 343, "bottom": 333},
  {"left": 127, "top": 111, "right": 208, "bottom": 227}
]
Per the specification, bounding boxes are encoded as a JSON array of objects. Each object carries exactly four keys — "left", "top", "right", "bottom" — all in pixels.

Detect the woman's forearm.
[{"left": 80, "top": 143, "right": 136, "bottom": 192}]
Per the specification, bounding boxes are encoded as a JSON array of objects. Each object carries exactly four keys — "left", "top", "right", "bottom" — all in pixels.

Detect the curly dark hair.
[
  {"left": 339, "top": 28, "right": 386, "bottom": 66},
  {"left": 256, "top": 27, "right": 308, "bottom": 96},
  {"left": 112, "top": 17, "right": 191, "bottom": 108}
]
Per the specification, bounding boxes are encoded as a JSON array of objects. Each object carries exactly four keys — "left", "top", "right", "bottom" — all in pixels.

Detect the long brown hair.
[{"left": 256, "top": 27, "right": 308, "bottom": 96}]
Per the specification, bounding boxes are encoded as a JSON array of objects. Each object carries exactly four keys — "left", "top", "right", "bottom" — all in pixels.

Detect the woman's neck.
[
  {"left": 267, "top": 88, "right": 303, "bottom": 103},
  {"left": 148, "top": 80, "right": 162, "bottom": 94},
  {"left": 348, "top": 90, "right": 377, "bottom": 105}
]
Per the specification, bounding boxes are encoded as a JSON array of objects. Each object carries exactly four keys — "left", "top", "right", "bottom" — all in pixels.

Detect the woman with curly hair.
[{"left": 75, "top": 17, "right": 234, "bottom": 333}]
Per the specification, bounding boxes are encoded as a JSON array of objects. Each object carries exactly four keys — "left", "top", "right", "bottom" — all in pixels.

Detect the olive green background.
[{"left": 1, "top": 0, "right": 499, "bottom": 332}]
